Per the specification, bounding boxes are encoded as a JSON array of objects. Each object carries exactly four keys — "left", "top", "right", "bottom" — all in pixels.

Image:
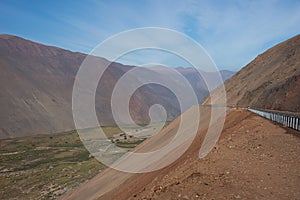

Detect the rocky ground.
[
  {"left": 65, "top": 109, "right": 300, "bottom": 200},
  {"left": 126, "top": 109, "right": 300, "bottom": 200}
]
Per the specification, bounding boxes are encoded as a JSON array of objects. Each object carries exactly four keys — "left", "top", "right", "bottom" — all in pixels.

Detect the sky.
[{"left": 0, "top": 0, "right": 300, "bottom": 71}]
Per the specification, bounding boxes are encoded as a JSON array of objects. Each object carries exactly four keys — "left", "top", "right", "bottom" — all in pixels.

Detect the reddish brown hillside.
[
  {"left": 204, "top": 34, "right": 300, "bottom": 112},
  {"left": 62, "top": 108, "right": 300, "bottom": 200}
]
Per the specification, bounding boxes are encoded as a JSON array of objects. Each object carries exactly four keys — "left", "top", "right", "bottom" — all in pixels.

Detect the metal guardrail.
[{"left": 248, "top": 108, "right": 300, "bottom": 131}]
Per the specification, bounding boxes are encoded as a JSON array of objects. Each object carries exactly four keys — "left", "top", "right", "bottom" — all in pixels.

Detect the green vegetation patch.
[
  {"left": 0, "top": 130, "right": 105, "bottom": 200},
  {"left": 0, "top": 123, "right": 167, "bottom": 199}
]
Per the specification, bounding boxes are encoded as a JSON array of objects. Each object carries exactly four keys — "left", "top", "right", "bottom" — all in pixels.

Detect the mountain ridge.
[
  {"left": 0, "top": 34, "right": 234, "bottom": 139},
  {"left": 203, "top": 34, "right": 300, "bottom": 112}
]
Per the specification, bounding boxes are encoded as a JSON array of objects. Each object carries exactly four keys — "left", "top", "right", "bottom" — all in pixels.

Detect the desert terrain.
[
  {"left": 62, "top": 35, "right": 300, "bottom": 200},
  {"left": 0, "top": 14, "right": 299, "bottom": 200},
  {"left": 62, "top": 108, "right": 300, "bottom": 200}
]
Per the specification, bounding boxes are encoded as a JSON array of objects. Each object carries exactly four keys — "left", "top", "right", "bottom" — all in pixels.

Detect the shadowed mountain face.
[
  {"left": 0, "top": 34, "right": 234, "bottom": 139},
  {"left": 204, "top": 34, "right": 300, "bottom": 112},
  {"left": 0, "top": 35, "right": 83, "bottom": 138}
]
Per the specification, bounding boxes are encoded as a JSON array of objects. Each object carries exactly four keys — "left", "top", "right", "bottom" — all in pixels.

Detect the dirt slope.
[
  {"left": 117, "top": 110, "right": 300, "bottom": 200},
  {"left": 62, "top": 108, "right": 300, "bottom": 200},
  {"left": 204, "top": 34, "right": 300, "bottom": 112}
]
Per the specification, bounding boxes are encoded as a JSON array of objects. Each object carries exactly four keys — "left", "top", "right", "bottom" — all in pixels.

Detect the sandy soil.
[{"left": 63, "top": 108, "right": 300, "bottom": 200}]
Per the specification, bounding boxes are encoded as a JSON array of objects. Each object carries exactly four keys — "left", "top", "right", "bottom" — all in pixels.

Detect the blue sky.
[{"left": 0, "top": 0, "right": 300, "bottom": 70}]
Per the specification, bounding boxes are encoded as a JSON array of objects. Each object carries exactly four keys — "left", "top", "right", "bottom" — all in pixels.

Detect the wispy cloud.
[
  {"left": 183, "top": 0, "right": 300, "bottom": 69},
  {"left": 1, "top": 0, "right": 299, "bottom": 70}
]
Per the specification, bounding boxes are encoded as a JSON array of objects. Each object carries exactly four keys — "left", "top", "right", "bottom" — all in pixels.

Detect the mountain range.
[{"left": 0, "top": 34, "right": 234, "bottom": 138}]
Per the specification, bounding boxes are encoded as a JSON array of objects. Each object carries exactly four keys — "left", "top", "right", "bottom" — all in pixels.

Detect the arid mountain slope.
[
  {"left": 204, "top": 34, "right": 300, "bottom": 112},
  {"left": 0, "top": 34, "right": 83, "bottom": 138},
  {"left": 63, "top": 34, "right": 300, "bottom": 200},
  {"left": 0, "top": 34, "right": 178, "bottom": 138},
  {"left": 0, "top": 34, "right": 233, "bottom": 138},
  {"left": 63, "top": 108, "right": 300, "bottom": 200},
  {"left": 112, "top": 109, "right": 300, "bottom": 200}
]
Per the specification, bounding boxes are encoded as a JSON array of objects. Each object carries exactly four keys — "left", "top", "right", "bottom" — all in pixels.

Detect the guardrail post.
[
  {"left": 293, "top": 117, "right": 296, "bottom": 130},
  {"left": 248, "top": 109, "right": 299, "bottom": 132}
]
